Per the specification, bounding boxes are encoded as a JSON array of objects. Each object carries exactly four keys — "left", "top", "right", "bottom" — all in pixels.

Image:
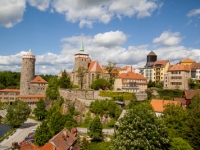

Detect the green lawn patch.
[{"left": 99, "top": 91, "right": 133, "bottom": 100}]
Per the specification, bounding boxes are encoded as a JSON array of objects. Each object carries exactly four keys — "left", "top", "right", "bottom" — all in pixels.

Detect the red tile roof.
[
  {"left": 173, "top": 98, "right": 186, "bottom": 105},
  {"left": 17, "top": 94, "right": 46, "bottom": 98},
  {"left": 88, "top": 61, "right": 102, "bottom": 72},
  {"left": 31, "top": 76, "right": 48, "bottom": 84},
  {"left": 184, "top": 90, "right": 200, "bottom": 99},
  {"left": 151, "top": 99, "right": 181, "bottom": 113},
  {"left": 20, "top": 141, "right": 39, "bottom": 150},
  {"left": 181, "top": 58, "right": 195, "bottom": 63},
  {"left": 168, "top": 64, "right": 190, "bottom": 71},
  {"left": 0, "top": 89, "right": 20, "bottom": 92},
  {"left": 40, "top": 142, "right": 59, "bottom": 150},
  {"left": 190, "top": 62, "right": 200, "bottom": 71},
  {"left": 153, "top": 60, "right": 169, "bottom": 68}
]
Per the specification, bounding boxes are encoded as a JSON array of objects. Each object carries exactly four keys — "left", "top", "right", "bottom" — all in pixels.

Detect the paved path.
[
  {"left": 0, "top": 119, "right": 40, "bottom": 150},
  {"left": 77, "top": 127, "right": 114, "bottom": 136}
]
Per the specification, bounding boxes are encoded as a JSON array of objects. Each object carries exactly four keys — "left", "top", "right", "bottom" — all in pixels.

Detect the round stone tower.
[{"left": 20, "top": 49, "right": 36, "bottom": 95}]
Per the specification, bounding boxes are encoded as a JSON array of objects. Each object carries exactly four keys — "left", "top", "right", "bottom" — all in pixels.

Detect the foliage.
[
  {"left": 105, "top": 61, "right": 117, "bottom": 84},
  {"left": 111, "top": 105, "right": 170, "bottom": 150},
  {"left": 39, "top": 74, "right": 57, "bottom": 82},
  {"left": 90, "top": 100, "right": 122, "bottom": 119},
  {"left": 84, "top": 112, "right": 92, "bottom": 124},
  {"left": 49, "top": 111, "right": 67, "bottom": 134},
  {"left": 33, "top": 98, "right": 47, "bottom": 120},
  {"left": 81, "top": 136, "right": 91, "bottom": 150},
  {"left": 0, "top": 71, "right": 20, "bottom": 89},
  {"left": 145, "top": 88, "right": 153, "bottom": 100},
  {"left": 156, "top": 89, "right": 183, "bottom": 99},
  {"left": 170, "top": 137, "right": 193, "bottom": 150},
  {"left": 188, "top": 78, "right": 197, "bottom": 89},
  {"left": 161, "top": 103, "right": 187, "bottom": 138},
  {"left": 90, "top": 141, "right": 111, "bottom": 150},
  {"left": 59, "top": 70, "right": 72, "bottom": 89},
  {"left": 46, "top": 76, "right": 60, "bottom": 100},
  {"left": 148, "top": 80, "right": 163, "bottom": 88},
  {"left": 5, "top": 100, "right": 31, "bottom": 127},
  {"left": 72, "top": 84, "right": 79, "bottom": 89},
  {"left": 88, "top": 116, "right": 103, "bottom": 139},
  {"left": 187, "top": 93, "right": 200, "bottom": 111},
  {"left": 99, "top": 91, "right": 133, "bottom": 100},
  {"left": 34, "top": 121, "right": 52, "bottom": 146},
  {"left": 184, "top": 104, "right": 200, "bottom": 149},
  {"left": 64, "top": 114, "right": 78, "bottom": 131},
  {"left": 68, "top": 105, "right": 79, "bottom": 116},
  {"left": 76, "top": 66, "right": 87, "bottom": 90},
  {"left": 107, "top": 119, "right": 116, "bottom": 128},
  {"left": 126, "top": 93, "right": 138, "bottom": 109},
  {"left": 91, "top": 78, "right": 112, "bottom": 90}
]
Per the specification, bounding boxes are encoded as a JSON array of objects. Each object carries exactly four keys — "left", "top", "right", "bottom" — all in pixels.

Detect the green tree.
[
  {"left": 82, "top": 136, "right": 91, "bottom": 150},
  {"left": 188, "top": 78, "right": 196, "bottom": 89},
  {"left": 88, "top": 116, "right": 103, "bottom": 139},
  {"left": 49, "top": 111, "right": 66, "bottom": 134},
  {"left": 145, "top": 88, "right": 153, "bottom": 100},
  {"left": 188, "top": 93, "right": 200, "bottom": 111},
  {"left": 127, "top": 93, "right": 138, "bottom": 109},
  {"left": 64, "top": 114, "right": 78, "bottom": 130},
  {"left": 34, "top": 121, "right": 52, "bottom": 146},
  {"left": 105, "top": 61, "right": 117, "bottom": 84},
  {"left": 184, "top": 104, "right": 200, "bottom": 149},
  {"left": 91, "top": 78, "right": 111, "bottom": 90},
  {"left": 59, "top": 70, "right": 72, "bottom": 89},
  {"left": 76, "top": 66, "right": 87, "bottom": 90},
  {"left": 5, "top": 100, "right": 31, "bottom": 127},
  {"left": 111, "top": 105, "right": 170, "bottom": 150},
  {"left": 170, "top": 137, "right": 193, "bottom": 150},
  {"left": 161, "top": 103, "right": 187, "bottom": 138},
  {"left": 46, "top": 76, "right": 60, "bottom": 100},
  {"left": 33, "top": 98, "right": 47, "bottom": 120}
]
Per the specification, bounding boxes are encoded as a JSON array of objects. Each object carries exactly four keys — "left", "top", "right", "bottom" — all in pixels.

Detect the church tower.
[
  {"left": 74, "top": 36, "right": 91, "bottom": 71},
  {"left": 20, "top": 49, "right": 35, "bottom": 95}
]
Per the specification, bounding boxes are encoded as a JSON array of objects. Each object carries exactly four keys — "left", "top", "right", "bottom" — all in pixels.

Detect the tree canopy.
[
  {"left": 0, "top": 71, "right": 20, "bottom": 89},
  {"left": 90, "top": 78, "right": 111, "bottom": 90},
  {"left": 112, "top": 105, "right": 170, "bottom": 150},
  {"left": 161, "top": 103, "right": 187, "bottom": 139},
  {"left": 105, "top": 61, "right": 117, "bottom": 85},
  {"left": 59, "top": 70, "right": 72, "bottom": 89},
  {"left": 76, "top": 66, "right": 87, "bottom": 90},
  {"left": 33, "top": 98, "right": 47, "bottom": 120},
  {"left": 170, "top": 137, "right": 193, "bottom": 150},
  {"left": 5, "top": 100, "right": 31, "bottom": 127},
  {"left": 88, "top": 116, "right": 103, "bottom": 139},
  {"left": 46, "top": 76, "right": 60, "bottom": 100}
]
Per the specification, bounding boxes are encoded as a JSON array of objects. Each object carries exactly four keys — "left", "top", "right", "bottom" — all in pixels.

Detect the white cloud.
[
  {"left": 153, "top": 31, "right": 183, "bottom": 46},
  {"left": 187, "top": 8, "right": 200, "bottom": 17},
  {"left": 186, "top": 20, "right": 192, "bottom": 26},
  {"left": 93, "top": 31, "right": 127, "bottom": 47},
  {"left": 0, "top": 0, "right": 26, "bottom": 28},
  {"left": 27, "top": 0, "right": 51, "bottom": 11}
]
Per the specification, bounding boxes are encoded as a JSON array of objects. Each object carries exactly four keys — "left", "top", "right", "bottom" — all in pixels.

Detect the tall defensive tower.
[
  {"left": 74, "top": 36, "right": 91, "bottom": 71},
  {"left": 20, "top": 49, "right": 36, "bottom": 95}
]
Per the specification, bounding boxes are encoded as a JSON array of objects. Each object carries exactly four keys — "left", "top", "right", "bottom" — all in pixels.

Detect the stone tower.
[
  {"left": 20, "top": 49, "right": 35, "bottom": 95},
  {"left": 145, "top": 51, "right": 157, "bottom": 68},
  {"left": 74, "top": 36, "right": 91, "bottom": 72}
]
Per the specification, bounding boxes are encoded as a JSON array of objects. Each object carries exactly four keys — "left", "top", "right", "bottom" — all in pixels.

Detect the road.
[
  {"left": 0, "top": 119, "right": 40, "bottom": 150},
  {"left": 77, "top": 127, "right": 114, "bottom": 136}
]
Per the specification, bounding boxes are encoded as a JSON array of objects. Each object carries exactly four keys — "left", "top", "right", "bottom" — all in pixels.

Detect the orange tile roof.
[
  {"left": 148, "top": 51, "right": 156, "bottom": 55},
  {"left": 153, "top": 60, "right": 169, "bottom": 68},
  {"left": 88, "top": 61, "right": 102, "bottom": 72},
  {"left": 116, "top": 72, "right": 147, "bottom": 80},
  {"left": 190, "top": 62, "right": 200, "bottom": 71},
  {"left": 151, "top": 99, "right": 181, "bottom": 113},
  {"left": 40, "top": 142, "right": 59, "bottom": 150},
  {"left": 168, "top": 64, "right": 190, "bottom": 71},
  {"left": 0, "top": 89, "right": 20, "bottom": 92},
  {"left": 31, "top": 76, "right": 48, "bottom": 84},
  {"left": 20, "top": 141, "right": 39, "bottom": 150},
  {"left": 181, "top": 58, "right": 195, "bottom": 63},
  {"left": 121, "top": 66, "right": 129, "bottom": 70}
]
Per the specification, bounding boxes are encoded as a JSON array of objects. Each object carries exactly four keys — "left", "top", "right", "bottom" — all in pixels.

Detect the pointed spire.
[{"left": 80, "top": 34, "right": 84, "bottom": 51}]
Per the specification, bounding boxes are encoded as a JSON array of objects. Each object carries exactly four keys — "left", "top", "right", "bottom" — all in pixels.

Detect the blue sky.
[{"left": 0, "top": 0, "right": 200, "bottom": 74}]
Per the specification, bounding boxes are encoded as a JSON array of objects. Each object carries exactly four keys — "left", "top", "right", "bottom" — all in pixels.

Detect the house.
[
  {"left": 151, "top": 99, "right": 181, "bottom": 116},
  {"left": 183, "top": 90, "right": 200, "bottom": 106},
  {"left": 119, "top": 66, "right": 134, "bottom": 74},
  {"left": 114, "top": 72, "right": 148, "bottom": 92},
  {"left": 40, "top": 128, "right": 80, "bottom": 150},
  {"left": 153, "top": 60, "right": 170, "bottom": 83},
  {"left": 0, "top": 89, "right": 20, "bottom": 104},
  {"left": 190, "top": 62, "right": 200, "bottom": 81},
  {"left": 164, "top": 64, "right": 190, "bottom": 90},
  {"left": 180, "top": 58, "right": 195, "bottom": 66},
  {"left": 173, "top": 98, "right": 186, "bottom": 108}
]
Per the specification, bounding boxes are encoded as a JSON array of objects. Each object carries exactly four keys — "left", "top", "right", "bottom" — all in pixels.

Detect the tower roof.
[
  {"left": 148, "top": 51, "right": 156, "bottom": 56},
  {"left": 77, "top": 35, "right": 88, "bottom": 55},
  {"left": 22, "top": 49, "right": 35, "bottom": 59}
]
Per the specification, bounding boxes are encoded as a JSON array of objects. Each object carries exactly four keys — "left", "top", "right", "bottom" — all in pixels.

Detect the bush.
[
  {"left": 157, "top": 89, "right": 183, "bottom": 99},
  {"left": 99, "top": 91, "right": 132, "bottom": 100},
  {"left": 91, "top": 78, "right": 111, "bottom": 90}
]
